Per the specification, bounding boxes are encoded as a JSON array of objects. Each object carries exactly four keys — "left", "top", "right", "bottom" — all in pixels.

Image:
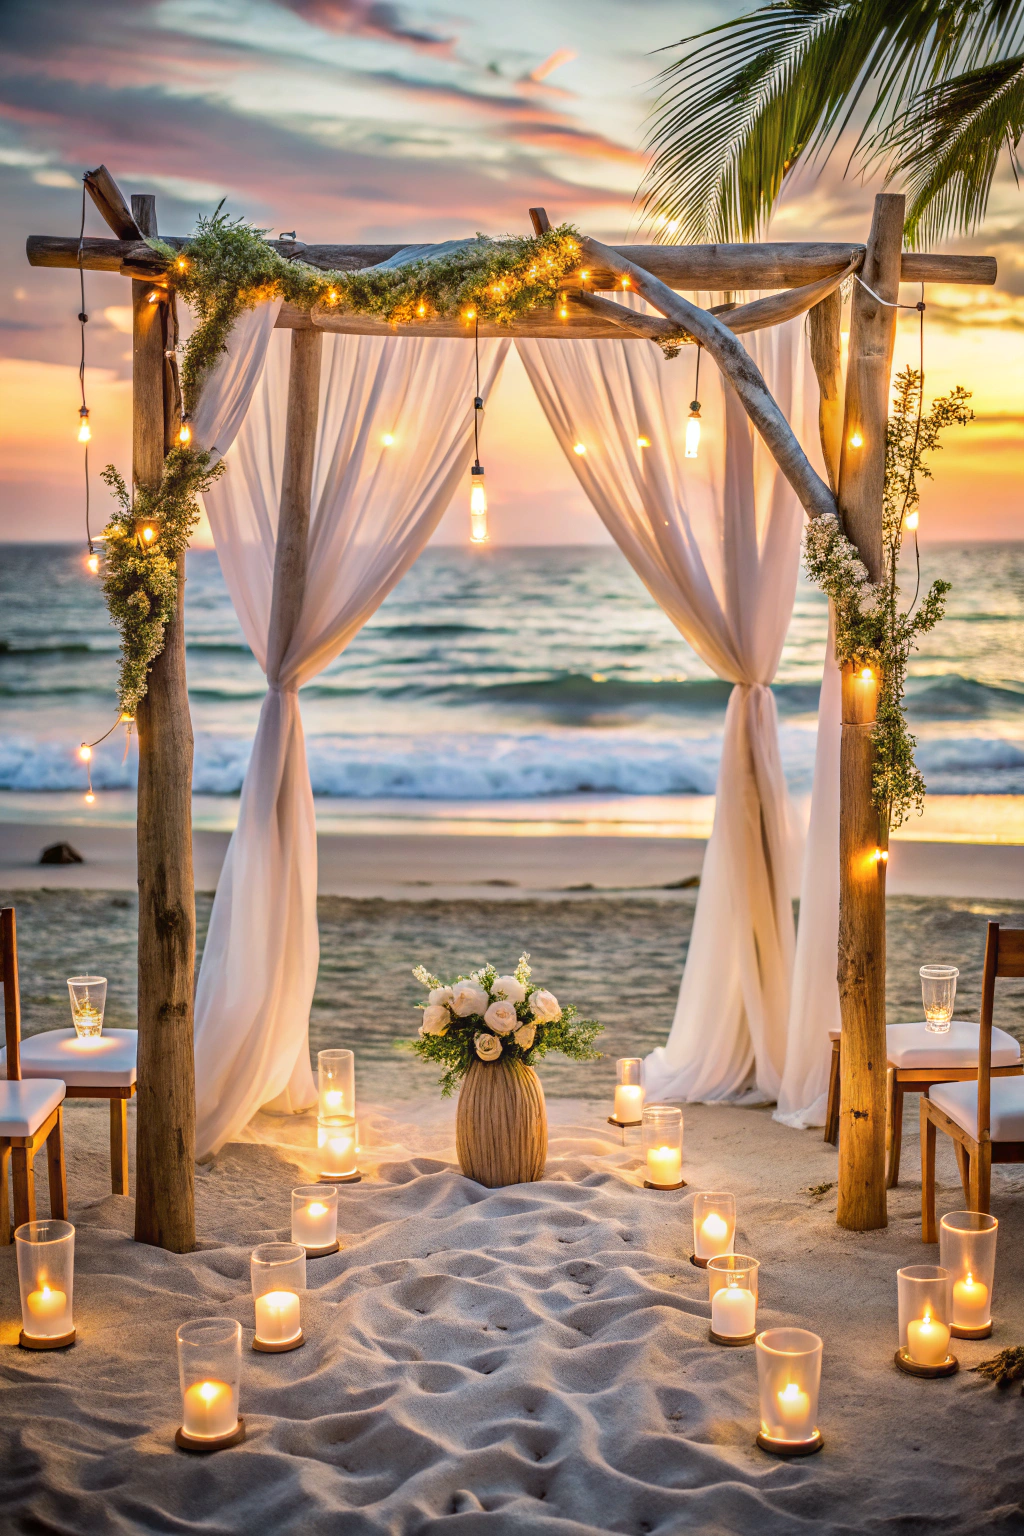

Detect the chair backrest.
[
  {"left": 1, "top": 906, "right": 21, "bottom": 1080},
  {"left": 978, "top": 923, "right": 1024, "bottom": 1138}
]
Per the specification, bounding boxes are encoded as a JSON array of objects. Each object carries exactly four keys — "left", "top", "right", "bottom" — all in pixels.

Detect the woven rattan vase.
[{"left": 456, "top": 1056, "right": 547, "bottom": 1187}]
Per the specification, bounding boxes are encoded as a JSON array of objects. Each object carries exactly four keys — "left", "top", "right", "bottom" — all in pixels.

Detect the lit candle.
[
  {"left": 319, "top": 1124, "right": 356, "bottom": 1177},
  {"left": 181, "top": 1379, "right": 238, "bottom": 1439},
  {"left": 711, "top": 1283, "right": 756, "bottom": 1338},
  {"left": 775, "top": 1382, "right": 813, "bottom": 1439},
  {"left": 906, "top": 1312, "right": 951, "bottom": 1366},
  {"left": 25, "top": 1285, "right": 70, "bottom": 1338},
  {"left": 646, "top": 1145, "right": 682, "bottom": 1187},
  {"left": 292, "top": 1198, "right": 335, "bottom": 1250},
  {"left": 323, "top": 1089, "right": 343, "bottom": 1112},
  {"left": 952, "top": 1273, "right": 989, "bottom": 1331},
  {"left": 614, "top": 1084, "right": 643, "bottom": 1122},
  {"left": 696, "top": 1212, "right": 731, "bottom": 1261},
  {"left": 254, "top": 1290, "right": 301, "bottom": 1345}
]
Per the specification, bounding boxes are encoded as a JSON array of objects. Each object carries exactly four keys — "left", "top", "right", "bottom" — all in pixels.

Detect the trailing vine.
[
  {"left": 99, "top": 448, "right": 223, "bottom": 715},
  {"left": 804, "top": 367, "right": 972, "bottom": 830}
]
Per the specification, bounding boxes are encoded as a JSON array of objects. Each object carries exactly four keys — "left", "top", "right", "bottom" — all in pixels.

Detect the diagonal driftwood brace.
[{"left": 579, "top": 235, "right": 839, "bottom": 525}]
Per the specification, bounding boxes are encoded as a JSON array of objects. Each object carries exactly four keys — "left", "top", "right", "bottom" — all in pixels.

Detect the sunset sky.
[{"left": 2, "top": 0, "right": 1022, "bottom": 545}]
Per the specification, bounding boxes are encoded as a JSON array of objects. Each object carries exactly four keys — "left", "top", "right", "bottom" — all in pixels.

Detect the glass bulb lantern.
[
  {"left": 16, "top": 1220, "right": 75, "bottom": 1349},
  {"left": 610, "top": 1058, "right": 644, "bottom": 1127},
  {"left": 684, "top": 403, "right": 701, "bottom": 458},
  {"left": 641, "top": 1104, "right": 685, "bottom": 1189},
  {"left": 940, "top": 1212, "right": 997, "bottom": 1339},
  {"left": 176, "top": 1318, "right": 244, "bottom": 1450},
  {"left": 707, "top": 1253, "right": 758, "bottom": 1344},
  {"left": 470, "top": 464, "right": 489, "bottom": 544},
  {"left": 251, "top": 1242, "right": 306, "bottom": 1352},
  {"left": 692, "top": 1192, "right": 736, "bottom": 1267},
  {"left": 291, "top": 1184, "right": 339, "bottom": 1257},
  {"left": 67, "top": 975, "right": 106, "bottom": 1040},
  {"left": 896, "top": 1265, "right": 957, "bottom": 1376},
  {"left": 77, "top": 408, "right": 91, "bottom": 444},
  {"left": 755, "top": 1328, "right": 823, "bottom": 1455}
]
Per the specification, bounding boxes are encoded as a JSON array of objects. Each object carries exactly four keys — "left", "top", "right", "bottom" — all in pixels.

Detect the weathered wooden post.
[
  {"left": 131, "top": 192, "right": 196, "bottom": 1252},
  {"left": 835, "top": 192, "right": 904, "bottom": 1231}
]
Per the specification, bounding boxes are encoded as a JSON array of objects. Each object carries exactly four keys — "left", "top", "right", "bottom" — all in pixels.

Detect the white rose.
[
  {"left": 513, "top": 1022, "right": 536, "bottom": 1050},
  {"left": 452, "top": 981, "right": 489, "bottom": 1017},
  {"left": 484, "top": 1000, "right": 518, "bottom": 1034},
  {"left": 474, "top": 1031, "right": 503, "bottom": 1061},
  {"left": 419, "top": 1004, "right": 450, "bottom": 1037},
  {"left": 491, "top": 974, "right": 526, "bottom": 1005},
  {"left": 428, "top": 985, "right": 454, "bottom": 1006},
  {"left": 529, "top": 989, "right": 561, "bottom": 1023}
]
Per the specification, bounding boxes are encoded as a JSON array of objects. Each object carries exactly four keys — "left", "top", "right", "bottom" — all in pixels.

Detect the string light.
[
  {"left": 685, "top": 345, "right": 702, "bottom": 459},
  {"left": 871, "top": 847, "right": 889, "bottom": 864},
  {"left": 76, "top": 174, "right": 96, "bottom": 573},
  {"left": 78, "top": 745, "right": 92, "bottom": 762},
  {"left": 860, "top": 666, "right": 874, "bottom": 681},
  {"left": 178, "top": 416, "right": 192, "bottom": 445},
  {"left": 636, "top": 436, "right": 650, "bottom": 449},
  {"left": 381, "top": 432, "right": 395, "bottom": 447},
  {"left": 147, "top": 290, "right": 161, "bottom": 305},
  {"left": 140, "top": 524, "right": 156, "bottom": 543},
  {"left": 905, "top": 509, "right": 919, "bottom": 531},
  {"left": 573, "top": 442, "right": 586, "bottom": 456},
  {"left": 559, "top": 304, "right": 569, "bottom": 319},
  {"left": 849, "top": 430, "right": 864, "bottom": 449},
  {"left": 86, "top": 551, "right": 100, "bottom": 575},
  {"left": 77, "top": 407, "right": 91, "bottom": 443},
  {"left": 469, "top": 314, "right": 489, "bottom": 544}
]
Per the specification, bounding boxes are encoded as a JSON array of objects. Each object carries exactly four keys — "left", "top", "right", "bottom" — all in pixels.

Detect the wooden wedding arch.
[{"left": 28, "top": 171, "right": 995, "bottom": 1250}]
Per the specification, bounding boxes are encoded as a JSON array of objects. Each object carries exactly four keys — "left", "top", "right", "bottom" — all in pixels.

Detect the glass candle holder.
[
  {"left": 15, "top": 1219, "right": 75, "bottom": 1349},
  {"left": 251, "top": 1242, "right": 306, "bottom": 1352},
  {"left": 692, "top": 1192, "right": 736, "bottom": 1267},
  {"left": 317, "top": 1115, "right": 360, "bottom": 1182},
  {"left": 755, "top": 1328, "right": 823, "bottom": 1455},
  {"left": 291, "top": 1184, "right": 339, "bottom": 1257},
  {"left": 67, "top": 975, "right": 106, "bottom": 1040},
  {"left": 610, "top": 1058, "right": 644, "bottom": 1126},
  {"left": 921, "top": 965, "right": 958, "bottom": 1033},
  {"left": 940, "top": 1212, "right": 997, "bottom": 1339},
  {"left": 641, "top": 1104, "right": 685, "bottom": 1189},
  {"left": 896, "top": 1265, "right": 957, "bottom": 1376},
  {"left": 707, "top": 1253, "right": 759, "bottom": 1344},
  {"left": 176, "top": 1318, "right": 244, "bottom": 1450},
  {"left": 318, "top": 1048, "right": 355, "bottom": 1120}
]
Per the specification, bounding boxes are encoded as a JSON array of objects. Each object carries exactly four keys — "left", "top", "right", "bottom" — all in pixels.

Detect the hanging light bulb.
[
  {"left": 140, "top": 524, "right": 156, "bottom": 543},
  {"left": 78, "top": 407, "right": 91, "bottom": 444},
  {"left": 85, "top": 792, "right": 95, "bottom": 805},
  {"left": 905, "top": 509, "right": 919, "bottom": 531},
  {"left": 79, "top": 745, "right": 92, "bottom": 762},
  {"left": 86, "top": 550, "right": 99, "bottom": 574},
  {"left": 470, "top": 464, "right": 488, "bottom": 544},
  {"left": 178, "top": 416, "right": 192, "bottom": 446},
  {"left": 685, "top": 403, "right": 702, "bottom": 459}
]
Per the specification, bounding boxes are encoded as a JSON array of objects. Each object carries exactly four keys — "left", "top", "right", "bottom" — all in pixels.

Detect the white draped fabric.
[
  {"left": 193, "top": 323, "right": 509, "bottom": 1158},
  {"left": 775, "top": 621, "right": 842, "bottom": 1126},
  {"left": 519, "top": 312, "right": 819, "bottom": 1103}
]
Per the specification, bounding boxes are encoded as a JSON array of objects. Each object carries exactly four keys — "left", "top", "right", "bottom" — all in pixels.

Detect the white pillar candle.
[
  {"left": 182, "top": 1379, "right": 238, "bottom": 1439},
  {"left": 254, "top": 1289, "right": 301, "bottom": 1345},
  {"left": 25, "top": 1285, "right": 71, "bottom": 1338},
  {"left": 711, "top": 1284, "right": 756, "bottom": 1338},
  {"left": 318, "top": 1118, "right": 357, "bottom": 1178},
  {"left": 292, "top": 1198, "right": 336, "bottom": 1250},
  {"left": 696, "top": 1212, "right": 731, "bottom": 1260},
  {"left": 613, "top": 1084, "right": 643, "bottom": 1122},
  {"left": 646, "top": 1145, "right": 682, "bottom": 1186},
  {"left": 906, "top": 1313, "right": 951, "bottom": 1366},
  {"left": 775, "top": 1382, "right": 813, "bottom": 1439},
  {"left": 952, "top": 1273, "right": 989, "bottom": 1330}
]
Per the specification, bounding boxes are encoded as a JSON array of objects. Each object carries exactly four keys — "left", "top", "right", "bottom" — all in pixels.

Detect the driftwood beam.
[
  {"left": 83, "top": 166, "right": 144, "bottom": 241},
  {"left": 26, "top": 234, "right": 997, "bottom": 290}
]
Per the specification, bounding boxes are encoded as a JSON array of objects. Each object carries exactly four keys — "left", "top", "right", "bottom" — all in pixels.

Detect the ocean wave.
[{"left": 906, "top": 674, "right": 1024, "bottom": 719}]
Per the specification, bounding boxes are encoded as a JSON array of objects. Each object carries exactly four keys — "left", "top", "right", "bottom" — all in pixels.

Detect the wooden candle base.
[
  {"left": 951, "top": 1321, "right": 991, "bottom": 1339},
  {"left": 894, "top": 1348, "right": 959, "bottom": 1377},
  {"left": 710, "top": 1328, "right": 755, "bottom": 1347},
  {"left": 301, "top": 1240, "right": 340, "bottom": 1258},
  {"left": 19, "top": 1327, "right": 76, "bottom": 1350},
  {"left": 318, "top": 1170, "right": 361, "bottom": 1183},
  {"left": 757, "top": 1429, "right": 823, "bottom": 1457},
  {"left": 643, "top": 1178, "right": 687, "bottom": 1191},
  {"left": 607, "top": 1116, "right": 642, "bottom": 1129},
  {"left": 690, "top": 1254, "right": 708, "bottom": 1268},
  {"left": 176, "top": 1417, "right": 246, "bottom": 1452},
  {"left": 253, "top": 1331, "right": 304, "bottom": 1353}
]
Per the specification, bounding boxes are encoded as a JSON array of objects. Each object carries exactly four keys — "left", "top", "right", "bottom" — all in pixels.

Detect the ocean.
[{"left": 2, "top": 541, "right": 1023, "bottom": 835}]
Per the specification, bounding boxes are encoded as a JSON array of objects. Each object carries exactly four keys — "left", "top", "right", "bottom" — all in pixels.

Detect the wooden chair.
[
  {"left": 922, "top": 923, "right": 1024, "bottom": 1242},
  {"left": 824, "top": 1004, "right": 1022, "bottom": 1187},
  {"left": 0, "top": 906, "right": 136, "bottom": 1196},
  {"left": 1, "top": 908, "right": 68, "bottom": 1243}
]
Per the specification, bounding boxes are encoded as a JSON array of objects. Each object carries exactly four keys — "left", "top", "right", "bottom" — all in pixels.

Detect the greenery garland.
[{"left": 804, "top": 367, "right": 972, "bottom": 830}]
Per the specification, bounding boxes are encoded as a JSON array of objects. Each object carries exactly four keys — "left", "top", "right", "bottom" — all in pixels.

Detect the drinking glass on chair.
[{"left": 921, "top": 966, "right": 958, "bottom": 1034}]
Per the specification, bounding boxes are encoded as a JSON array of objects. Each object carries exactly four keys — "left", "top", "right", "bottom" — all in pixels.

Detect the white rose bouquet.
[{"left": 405, "top": 953, "right": 602, "bottom": 1095}]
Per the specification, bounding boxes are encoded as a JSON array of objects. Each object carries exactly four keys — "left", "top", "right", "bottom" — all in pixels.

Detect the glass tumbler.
[
  {"left": 707, "top": 1253, "right": 759, "bottom": 1343},
  {"left": 611, "top": 1058, "right": 644, "bottom": 1125},
  {"left": 921, "top": 965, "right": 958, "bottom": 1033},
  {"left": 251, "top": 1242, "right": 306, "bottom": 1351},
  {"left": 692, "top": 1192, "right": 736, "bottom": 1267},
  {"left": 896, "top": 1265, "right": 957, "bottom": 1375},
  {"left": 176, "top": 1318, "right": 244, "bottom": 1448},
  {"left": 16, "top": 1219, "right": 75, "bottom": 1348},
  {"left": 291, "top": 1184, "right": 339, "bottom": 1256},
  {"left": 641, "top": 1105, "right": 684, "bottom": 1189},
  {"left": 67, "top": 975, "right": 106, "bottom": 1039},
  {"left": 755, "top": 1328, "right": 823, "bottom": 1455},
  {"left": 318, "top": 1048, "right": 355, "bottom": 1119},
  {"left": 940, "top": 1212, "right": 997, "bottom": 1339}
]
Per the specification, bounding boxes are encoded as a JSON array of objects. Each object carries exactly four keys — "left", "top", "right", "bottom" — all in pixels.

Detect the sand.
[{"left": 3, "top": 1091, "right": 1024, "bottom": 1534}]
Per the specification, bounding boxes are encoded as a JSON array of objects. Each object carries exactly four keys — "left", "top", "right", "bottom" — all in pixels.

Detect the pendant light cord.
[
  {"left": 473, "top": 313, "right": 482, "bottom": 465},
  {"left": 78, "top": 177, "right": 91, "bottom": 551}
]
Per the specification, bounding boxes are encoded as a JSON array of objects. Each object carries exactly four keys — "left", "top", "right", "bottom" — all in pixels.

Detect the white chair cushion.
[
  {"left": 930, "top": 1077, "right": 1024, "bottom": 1142},
  {"left": 886, "top": 1021, "right": 1021, "bottom": 1070},
  {"left": 0, "top": 1078, "right": 65, "bottom": 1137},
  {"left": 1, "top": 1029, "right": 137, "bottom": 1089}
]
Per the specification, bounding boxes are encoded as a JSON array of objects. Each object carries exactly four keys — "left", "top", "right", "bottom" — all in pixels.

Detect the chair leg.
[
  {"left": 47, "top": 1107, "right": 68, "bottom": 1221},
  {"left": 11, "top": 1144, "right": 36, "bottom": 1231},
  {"left": 824, "top": 1040, "right": 841, "bottom": 1146},
  {"left": 0, "top": 1143, "right": 10, "bottom": 1244},
  {"left": 110, "top": 1097, "right": 128, "bottom": 1196},
  {"left": 954, "top": 1141, "right": 972, "bottom": 1206},
  {"left": 921, "top": 1100, "right": 938, "bottom": 1243},
  {"left": 886, "top": 1076, "right": 905, "bottom": 1189}
]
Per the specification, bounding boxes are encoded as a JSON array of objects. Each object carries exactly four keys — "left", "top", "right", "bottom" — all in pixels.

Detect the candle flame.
[
  {"left": 780, "top": 1382, "right": 801, "bottom": 1402},
  {"left": 198, "top": 1381, "right": 220, "bottom": 1403},
  {"left": 307, "top": 1202, "right": 328, "bottom": 1217}
]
